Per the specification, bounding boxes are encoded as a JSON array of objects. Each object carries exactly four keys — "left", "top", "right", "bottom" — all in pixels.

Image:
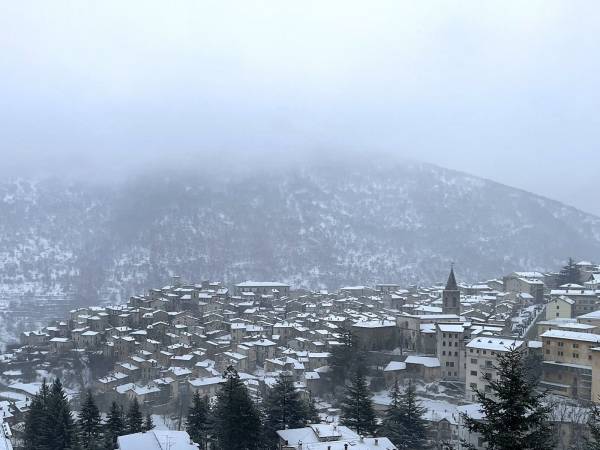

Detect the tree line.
[{"left": 23, "top": 379, "right": 154, "bottom": 450}]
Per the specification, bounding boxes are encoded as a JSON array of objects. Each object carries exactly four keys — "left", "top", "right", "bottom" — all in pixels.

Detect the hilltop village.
[{"left": 2, "top": 260, "right": 600, "bottom": 449}]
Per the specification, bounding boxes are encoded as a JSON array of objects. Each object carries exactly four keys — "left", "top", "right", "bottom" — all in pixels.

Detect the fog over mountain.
[
  {"left": 2, "top": 2, "right": 600, "bottom": 214},
  {"left": 0, "top": 158, "right": 596, "bottom": 307}
]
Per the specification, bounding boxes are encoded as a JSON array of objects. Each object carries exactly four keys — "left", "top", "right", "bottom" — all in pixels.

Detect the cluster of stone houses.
[{"left": 3, "top": 261, "right": 600, "bottom": 449}]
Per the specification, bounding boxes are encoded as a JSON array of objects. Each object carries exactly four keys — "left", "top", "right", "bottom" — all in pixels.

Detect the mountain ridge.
[{"left": 0, "top": 159, "right": 598, "bottom": 305}]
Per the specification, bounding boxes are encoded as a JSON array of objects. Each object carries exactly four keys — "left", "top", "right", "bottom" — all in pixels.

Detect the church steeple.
[
  {"left": 445, "top": 266, "right": 458, "bottom": 291},
  {"left": 442, "top": 265, "right": 460, "bottom": 315}
]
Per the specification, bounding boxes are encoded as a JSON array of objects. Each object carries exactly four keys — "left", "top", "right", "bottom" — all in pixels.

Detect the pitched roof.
[{"left": 445, "top": 267, "right": 458, "bottom": 291}]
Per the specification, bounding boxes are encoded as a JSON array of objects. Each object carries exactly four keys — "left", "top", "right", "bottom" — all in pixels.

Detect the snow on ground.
[
  {"left": 373, "top": 389, "right": 462, "bottom": 423},
  {"left": 151, "top": 414, "right": 179, "bottom": 430},
  {"left": 7, "top": 382, "right": 40, "bottom": 396},
  {"left": 0, "top": 391, "right": 27, "bottom": 401}
]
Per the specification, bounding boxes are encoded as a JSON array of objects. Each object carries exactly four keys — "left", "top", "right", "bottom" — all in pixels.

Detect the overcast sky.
[{"left": 1, "top": 1, "right": 600, "bottom": 213}]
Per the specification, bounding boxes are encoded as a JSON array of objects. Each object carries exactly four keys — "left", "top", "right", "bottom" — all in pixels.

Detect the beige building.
[
  {"left": 545, "top": 296, "right": 574, "bottom": 320},
  {"left": 465, "top": 337, "right": 524, "bottom": 402},
  {"left": 550, "top": 287, "right": 599, "bottom": 317},
  {"left": 577, "top": 310, "right": 600, "bottom": 328},
  {"left": 540, "top": 329, "right": 600, "bottom": 401},
  {"left": 537, "top": 319, "right": 597, "bottom": 338},
  {"left": 591, "top": 347, "right": 600, "bottom": 403}
]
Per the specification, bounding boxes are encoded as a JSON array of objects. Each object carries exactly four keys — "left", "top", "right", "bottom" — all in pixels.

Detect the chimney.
[
  {"left": 344, "top": 445, "right": 348, "bottom": 450},
  {"left": 375, "top": 438, "right": 379, "bottom": 445}
]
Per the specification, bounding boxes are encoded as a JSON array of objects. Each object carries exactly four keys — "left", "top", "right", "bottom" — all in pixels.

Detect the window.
[
  {"left": 470, "top": 370, "right": 477, "bottom": 376},
  {"left": 558, "top": 342, "right": 564, "bottom": 347},
  {"left": 573, "top": 343, "right": 579, "bottom": 348},
  {"left": 471, "top": 358, "right": 478, "bottom": 364},
  {"left": 442, "top": 350, "right": 446, "bottom": 356},
  {"left": 546, "top": 350, "right": 550, "bottom": 354},
  {"left": 573, "top": 353, "right": 579, "bottom": 358}
]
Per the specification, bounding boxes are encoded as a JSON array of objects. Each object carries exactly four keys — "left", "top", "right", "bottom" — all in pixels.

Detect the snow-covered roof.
[
  {"left": 276, "top": 424, "right": 359, "bottom": 446},
  {"left": 117, "top": 430, "right": 198, "bottom": 450},
  {"left": 304, "top": 438, "right": 397, "bottom": 450},
  {"left": 352, "top": 319, "right": 395, "bottom": 328},
  {"left": 404, "top": 356, "right": 440, "bottom": 368},
  {"left": 466, "top": 337, "right": 524, "bottom": 351},
  {"left": 541, "top": 329, "right": 600, "bottom": 343},
  {"left": 437, "top": 324, "right": 464, "bottom": 333},
  {"left": 457, "top": 403, "right": 485, "bottom": 420},
  {"left": 577, "top": 310, "right": 600, "bottom": 320},
  {"left": 236, "top": 281, "right": 289, "bottom": 288},
  {"left": 383, "top": 361, "right": 407, "bottom": 372}
]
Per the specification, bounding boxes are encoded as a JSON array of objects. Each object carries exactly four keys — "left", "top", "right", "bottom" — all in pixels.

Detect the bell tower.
[{"left": 442, "top": 265, "right": 460, "bottom": 316}]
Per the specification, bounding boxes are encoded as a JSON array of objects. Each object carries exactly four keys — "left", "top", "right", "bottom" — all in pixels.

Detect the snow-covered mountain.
[{"left": 1, "top": 159, "right": 599, "bottom": 305}]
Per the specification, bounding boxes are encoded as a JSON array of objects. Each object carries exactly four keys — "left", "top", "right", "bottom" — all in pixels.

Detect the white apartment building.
[{"left": 465, "top": 337, "right": 524, "bottom": 402}]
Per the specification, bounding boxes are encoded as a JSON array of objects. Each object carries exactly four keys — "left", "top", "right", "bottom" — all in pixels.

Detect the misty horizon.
[{"left": 2, "top": 1, "right": 600, "bottom": 214}]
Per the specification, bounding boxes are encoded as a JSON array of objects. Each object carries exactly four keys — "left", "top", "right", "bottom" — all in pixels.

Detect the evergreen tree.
[
  {"left": 380, "top": 380, "right": 428, "bottom": 450},
  {"left": 79, "top": 390, "right": 102, "bottom": 450},
  {"left": 461, "top": 345, "right": 554, "bottom": 450},
  {"left": 213, "top": 366, "right": 262, "bottom": 450},
  {"left": 586, "top": 402, "right": 600, "bottom": 450},
  {"left": 125, "top": 398, "right": 143, "bottom": 434},
  {"left": 303, "top": 391, "right": 320, "bottom": 424},
  {"left": 329, "top": 328, "right": 362, "bottom": 386},
  {"left": 143, "top": 413, "right": 155, "bottom": 432},
  {"left": 186, "top": 391, "right": 211, "bottom": 450},
  {"left": 46, "top": 378, "right": 77, "bottom": 450},
  {"left": 104, "top": 401, "right": 124, "bottom": 450},
  {"left": 264, "top": 372, "right": 309, "bottom": 448},
  {"left": 558, "top": 257, "right": 580, "bottom": 285},
  {"left": 340, "top": 368, "right": 377, "bottom": 436},
  {"left": 23, "top": 379, "right": 50, "bottom": 450}
]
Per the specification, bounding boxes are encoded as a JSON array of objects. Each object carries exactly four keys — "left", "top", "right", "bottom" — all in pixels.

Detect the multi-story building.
[
  {"left": 436, "top": 322, "right": 471, "bottom": 381},
  {"left": 465, "top": 337, "right": 524, "bottom": 402},
  {"left": 545, "top": 296, "right": 574, "bottom": 320},
  {"left": 540, "top": 329, "right": 600, "bottom": 401},
  {"left": 550, "top": 287, "right": 599, "bottom": 317}
]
